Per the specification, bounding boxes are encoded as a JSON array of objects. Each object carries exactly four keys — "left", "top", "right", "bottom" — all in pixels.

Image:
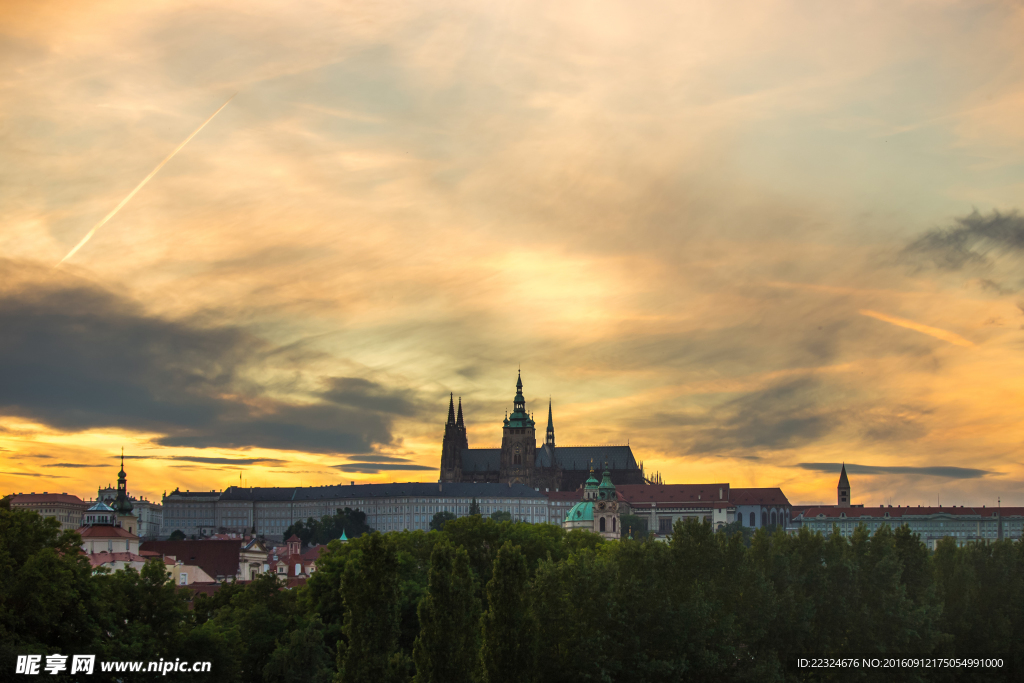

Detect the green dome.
[{"left": 565, "top": 500, "right": 594, "bottom": 522}]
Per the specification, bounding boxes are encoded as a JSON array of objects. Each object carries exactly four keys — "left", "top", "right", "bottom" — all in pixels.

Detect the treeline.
[
  {"left": 3, "top": 499, "right": 1023, "bottom": 682},
  {"left": 284, "top": 508, "right": 371, "bottom": 546}
]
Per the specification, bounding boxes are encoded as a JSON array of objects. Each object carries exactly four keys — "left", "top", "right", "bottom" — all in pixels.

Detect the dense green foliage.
[
  {"left": 4, "top": 502, "right": 1024, "bottom": 682},
  {"left": 429, "top": 511, "right": 456, "bottom": 531},
  {"left": 284, "top": 508, "right": 370, "bottom": 546}
]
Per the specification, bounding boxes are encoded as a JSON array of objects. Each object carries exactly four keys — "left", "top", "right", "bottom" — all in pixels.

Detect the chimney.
[{"left": 350, "top": 481, "right": 355, "bottom": 486}]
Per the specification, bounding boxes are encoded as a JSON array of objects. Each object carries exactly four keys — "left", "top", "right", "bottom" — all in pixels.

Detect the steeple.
[
  {"left": 456, "top": 397, "right": 468, "bottom": 449},
  {"left": 545, "top": 398, "right": 555, "bottom": 447},
  {"left": 837, "top": 463, "right": 851, "bottom": 508},
  {"left": 446, "top": 393, "right": 456, "bottom": 426}
]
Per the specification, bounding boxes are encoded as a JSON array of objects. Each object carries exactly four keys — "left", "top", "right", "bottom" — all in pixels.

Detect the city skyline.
[{"left": 3, "top": 1, "right": 1024, "bottom": 506}]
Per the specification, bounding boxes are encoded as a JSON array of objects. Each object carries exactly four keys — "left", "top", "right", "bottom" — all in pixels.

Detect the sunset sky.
[{"left": 3, "top": 0, "right": 1024, "bottom": 506}]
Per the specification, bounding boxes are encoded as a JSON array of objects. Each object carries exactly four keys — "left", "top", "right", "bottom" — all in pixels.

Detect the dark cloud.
[
  {"left": 2, "top": 471, "right": 65, "bottom": 478},
  {"left": 331, "top": 456, "right": 434, "bottom": 473},
  {"left": 343, "top": 455, "right": 422, "bottom": 464},
  {"left": 901, "top": 209, "right": 1024, "bottom": 274},
  {"left": 110, "top": 454, "right": 286, "bottom": 466},
  {"left": 687, "top": 378, "right": 839, "bottom": 453},
  {"left": 40, "top": 463, "right": 102, "bottom": 468},
  {"left": 795, "top": 462, "right": 993, "bottom": 480},
  {"left": 320, "top": 377, "right": 418, "bottom": 416},
  {"left": 0, "top": 261, "right": 425, "bottom": 455}
]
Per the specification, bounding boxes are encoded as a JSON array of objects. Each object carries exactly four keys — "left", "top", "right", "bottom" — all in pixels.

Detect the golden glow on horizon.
[{"left": 3, "top": 0, "right": 1024, "bottom": 507}]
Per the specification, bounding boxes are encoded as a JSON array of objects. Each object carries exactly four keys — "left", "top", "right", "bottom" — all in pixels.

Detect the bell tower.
[
  {"left": 499, "top": 371, "right": 536, "bottom": 485},
  {"left": 837, "top": 463, "right": 851, "bottom": 508}
]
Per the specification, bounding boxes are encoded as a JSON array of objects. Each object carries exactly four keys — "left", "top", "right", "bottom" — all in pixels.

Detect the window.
[
  {"left": 749, "top": 512, "right": 755, "bottom": 526},
  {"left": 599, "top": 518, "right": 606, "bottom": 532},
  {"left": 179, "top": 573, "right": 187, "bottom": 586},
  {"left": 658, "top": 517, "right": 673, "bottom": 534},
  {"left": 762, "top": 511, "right": 768, "bottom": 527}
]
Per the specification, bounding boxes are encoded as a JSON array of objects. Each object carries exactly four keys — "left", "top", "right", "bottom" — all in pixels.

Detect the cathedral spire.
[
  {"left": 446, "top": 393, "right": 456, "bottom": 426},
  {"left": 456, "top": 397, "right": 464, "bottom": 427},
  {"left": 545, "top": 398, "right": 555, "bottom": 447}
]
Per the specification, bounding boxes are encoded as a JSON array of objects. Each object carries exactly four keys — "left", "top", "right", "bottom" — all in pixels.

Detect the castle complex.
[{"left": 439, "top": 371, "right": 646, "bottom": 490}]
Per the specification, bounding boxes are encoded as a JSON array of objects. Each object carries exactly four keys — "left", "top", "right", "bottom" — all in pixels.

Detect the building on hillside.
[
  {"left": 265, "top": 535, "right": 329, "bottom": 580},
  {"left": 617, "top": 483, "right": 736, "bottom": 537},
  {"left": 793, "top": 504, "right": 1024, "bottom": 548},
  {"left": 551, "top": 482, "right": 793, "bottom": 539},
  {"left": 789, "top": 466, "right": 1023, "bottom": 547},
  {"left": 200, "top": 481, "right": 552, "bottom": 540},
  {"left": 439, "top": 372, "right": 647, "bottom": 490},
  {"left": 730, "top": 488, "right": 792, "bottom": 530},
  {"left": 8, "top": 492, "right": 88, "bottom": 531},
  {"left": 563, "top": 465, "right": 621, "bottom": 540},
  {"left": 161, "top": 490, "right": 221, "bottom": 538},
  {"left": 140, "top": 538, "right": 269, "bottom": 582},
  {"left": 77, "top": 498, "right": 147, "bottom": 573}
]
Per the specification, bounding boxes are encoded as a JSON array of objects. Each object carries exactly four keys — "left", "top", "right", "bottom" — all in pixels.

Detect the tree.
[
  {"left": 412, "top": 541, "right": 480, "bottom": 683},
  {"left": 169, "top": 529, "right": 186, "bottom": 541},
  {"left": 338, "top": 533, "right": 404, "bottom": 683},
  {"left": 287, "top": 508, "right": 371, "bottom": 546},
  {"left": 469, "top": 498, "right": 481, "bottom": 516},
  {"left": 489, "top": 510, "right": 511, "bottom": 523},
  {"left": 263, "top": 616, "right": 333, "bottom": 683},
  {"left": 430, "top": 511, "right": 456, "bottom": 532},
  {"left": 480, "top": 542, "right": 537, "bottom": 683}
]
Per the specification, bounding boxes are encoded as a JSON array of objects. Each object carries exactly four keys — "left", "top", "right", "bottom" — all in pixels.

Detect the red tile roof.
[
  {"left": 140, "top": 540, "right": 241, "bottom": 579},
  {"left": 617, "top": 484, "right": 731, "bottom": 506},
  {"left": 78, "top": 525, "right": 137, "bottom": 539},
  {"left": 302, "top": 545, "right": 328, "bottom": 562},
  {"left": 730, "top": 488, "right": 791, "bottom": 506},
  {"left": 799, "top": 506, "right": 1024, "bottom": 519},
  {"left": 87, "top": 552, "right": 147, "bottom": 568},
  {"left": 11, "top": 493, "right": 86, "bottom": 505}
]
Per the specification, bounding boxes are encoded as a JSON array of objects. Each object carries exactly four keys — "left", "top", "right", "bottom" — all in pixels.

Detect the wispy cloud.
[
  {"left": 859, "top": 310, "right": 976, "bottom": 348},
  {"left": 795, "top": 463, "right": 993, "bottom": 480}
]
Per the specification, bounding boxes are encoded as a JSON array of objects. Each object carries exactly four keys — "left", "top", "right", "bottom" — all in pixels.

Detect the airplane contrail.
[
  {"left": 56, "top": 94, "right": 235, "bottom": 266},
  {"left": 859, "top": 309, "right": 976, "bottom": 348}
]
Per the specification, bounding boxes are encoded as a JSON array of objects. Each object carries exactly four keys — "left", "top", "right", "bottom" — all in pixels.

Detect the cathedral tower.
[
  {"left": 440, "top": 394, "right": 464, "bottom": 482},
  {"left": 499, "top": 371, "right": 536, "bottom": 485}
]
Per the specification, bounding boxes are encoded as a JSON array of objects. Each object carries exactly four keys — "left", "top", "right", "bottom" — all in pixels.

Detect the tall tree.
[
  {"left": 480, "top": 542, "right": 537, "bottom": 683},
  {"left": 429, "top": 511, "right": 456, "bottom": 531},
  {"left": 469, "top": 498, "right": 481, "bottom": 516},
  {"left": 338, "top": 533, "right": 403, "bottom": 683},
  {"left": 412, "top": 541, "right": 480, "bottom": 683}
]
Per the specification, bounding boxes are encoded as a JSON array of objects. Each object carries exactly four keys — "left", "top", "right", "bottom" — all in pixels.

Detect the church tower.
[
  {"left": 499, "top": 371, "right": 536, "bottom": 485},
  {"left": 440, "top": 394, "right": 464, "bottom": 483},
  {"left": 113, "top": 451, "right": 137, "bottom": 535},
  {"left": 837, "top": 463, "right": 851, "bottom": 508}
]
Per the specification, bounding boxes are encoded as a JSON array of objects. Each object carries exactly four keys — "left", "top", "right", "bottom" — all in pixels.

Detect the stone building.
[
  {"left": 8, "top": 492, "right": 88, "bottom": 531},
  {"left": 439, "top": 372, "right": 646, "bottom": 490}
]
